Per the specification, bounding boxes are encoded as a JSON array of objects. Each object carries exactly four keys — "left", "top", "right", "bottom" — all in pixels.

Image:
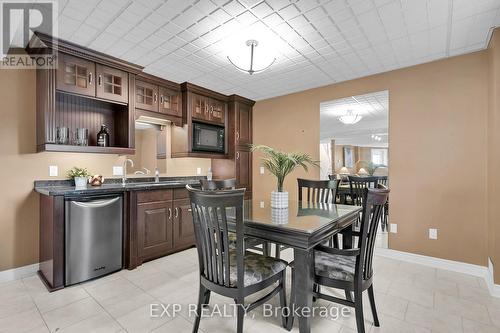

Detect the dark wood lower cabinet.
[
  {"left": 137, "top": 200, "right": 174, "bottom": 262},
  {"left": 129, "top": 188, "right": 195, "bottom": 268},
  {"left": 173, "top": 198, "right": 195, "bottom": 249}
]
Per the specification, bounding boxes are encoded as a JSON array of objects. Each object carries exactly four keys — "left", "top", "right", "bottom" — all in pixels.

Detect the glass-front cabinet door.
[
  {"left": 56, "top": 53, "right": 95, "bottom": 97},
  {"left": 209, "top": 98, "right": 225, "bottom": 124},
  {"left": 191, "top": 93, "right": 208, "bottom": 120},
  {"left": 135, "top": 80, "right": 158, "bottom": 112},
  {"left": 159, "top": 87, "right": 181, "bottom": 117},
  {"left": 96, "top": 64, "right": 128, "bottom": 103}
]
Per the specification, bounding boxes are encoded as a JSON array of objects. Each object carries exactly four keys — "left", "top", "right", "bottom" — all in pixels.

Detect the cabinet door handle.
[
  {"left": 98, "top": 74, "right": 102, "bottom": 86},
  {"left": 160, "top": 95, "right": 164, "bottom": 104},
  {"left": 168, "top": 208, "right": 172, "bottom": 219},
  {"left": 154, "top": 93, "right": 158, "bottom": 103},
  {"left": 236, "top": 151, "right": 240, "bottom": 160},
  {"left": 236, "top": 131, "right": 239, "bottom": 141},
  {"left": 174, "top": 207, "right": 179, "bottom": 218},
  {"left": 88, "top": 72, "right": 92, "bottom": 85}
]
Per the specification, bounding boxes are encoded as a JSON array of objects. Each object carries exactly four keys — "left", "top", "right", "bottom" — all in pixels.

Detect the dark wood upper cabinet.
[
  {"left": 57, "top": 53, "right": 95, "bottom": 97},
  {"left": 191, "top": 93, "right": 209, "bottom": 121},
  {"left": 211, "top": 95, "right": 254, "bottom": 198},
  {"left": 135, "top": 80, "right": 158, "bottom": 112},
  {"left": 209, "top": 98, "right": 226, "bottom": 124},
  {"left": 32, "top": 33, "right": 143, "bottom": 155},
  {"left": 96, "top": 64, "right": 128, "bottom": 103},
  {"left": 159, "top": 86, "right": 181, "bottom": 117},
  {"left": 236, "top": 102, "right": 252, "bottom": 147}
]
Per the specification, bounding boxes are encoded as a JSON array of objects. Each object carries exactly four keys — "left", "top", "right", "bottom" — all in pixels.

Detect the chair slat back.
[
  {"left": 376, "top": 176, "right": 388, "bottom": 186},
  {"left": 187, "top": 185, "right": 245, "bottom": 288},
  {"left": 297, "top": 178, "right": 339, "bottom": 204},
  {"left": 348, "top": 176, "right": 379, "bottom": 206},
  {"left": 200, "top": 178, "right": 237, "bottom": 191},
  {"left": 356, "top": 184, "right": 390, "bottom": 281}
]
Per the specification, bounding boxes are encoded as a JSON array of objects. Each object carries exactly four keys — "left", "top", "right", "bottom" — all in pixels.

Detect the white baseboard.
[
  {"left": 0, "top": 263, "right": 39, "bottom": 283},
  {"left": 487, "top": 258, "right": 500, "bottom": 297},
  {"left": 376, "top": 248, "right": 500, "bottom": 297}
]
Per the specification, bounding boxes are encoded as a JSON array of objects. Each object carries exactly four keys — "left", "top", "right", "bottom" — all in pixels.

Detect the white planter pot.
[
  {"left": 271, "top": 208, "right": 289, "bottom": 224},
  {"left": 271, "top": 191, "right": 288, "bottom": 209},
  {"left": 74, "top": 177, "right": 88, "bottom": 188}
]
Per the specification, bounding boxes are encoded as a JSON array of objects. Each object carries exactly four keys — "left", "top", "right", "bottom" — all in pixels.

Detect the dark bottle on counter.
[{"left": 97, "top": 124, "right": 110, "bottom": 147}]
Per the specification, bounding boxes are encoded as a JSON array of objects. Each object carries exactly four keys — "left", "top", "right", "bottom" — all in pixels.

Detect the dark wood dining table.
[{"left": 239, "top": 200, "right": 362, "bottom": 333}]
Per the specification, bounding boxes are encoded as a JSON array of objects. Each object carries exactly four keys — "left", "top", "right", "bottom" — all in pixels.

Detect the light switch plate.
[
  {"left": 429, "top": 228, "right": 438, "bottom": 240},
  {"left": 260, "top": 201, "right": 265, "bottom": 208},
  {"left": 390, "top": 223, "right": 398, "bottom": 233},
  {"left": 49, "top": 165, "right": 58, "bottom": 177},
  {"left": 260, "top": 166, "right": 265, "bottom": 175},
  {"left": 113, "top": 166, "right": 123, "bottom": 176},
  {"left": 196, "top": 167, "right": 202, "bottom": 175}
]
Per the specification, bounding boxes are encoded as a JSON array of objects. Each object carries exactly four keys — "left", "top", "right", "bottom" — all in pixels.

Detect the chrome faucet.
[{"left": 122, "top": 159, "right": 134, "bottom": 186}]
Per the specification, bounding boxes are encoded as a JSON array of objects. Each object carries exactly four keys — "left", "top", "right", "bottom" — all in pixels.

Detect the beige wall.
[
  {"left": 253, "top": 51, "right": 489, "bottom": 267},
  {"left": 0, "top": 69, "right": 208, "bottom": 271},
  {"left": 488, "top": 31, "right": 500, "bottom": 282}
]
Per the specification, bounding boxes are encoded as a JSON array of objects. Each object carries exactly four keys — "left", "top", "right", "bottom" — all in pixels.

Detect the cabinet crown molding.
[{"left": 28, "top": 32, "right": 144, "bottom": 74}]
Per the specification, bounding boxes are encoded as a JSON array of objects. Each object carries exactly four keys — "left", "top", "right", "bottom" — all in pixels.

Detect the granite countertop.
[{"left": 34, "top": 176, "right": 204, "bottom": 196}]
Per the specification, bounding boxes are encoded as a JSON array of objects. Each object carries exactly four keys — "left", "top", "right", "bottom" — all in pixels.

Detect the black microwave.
[{"left": 192, "top": 122, "right": 225, "bottom": 153}]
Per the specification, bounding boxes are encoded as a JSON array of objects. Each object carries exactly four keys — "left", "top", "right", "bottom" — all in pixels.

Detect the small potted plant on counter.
[
  {"left": 67, "top": 167, "right": 90, "bottom": 188},
  {"left": 251, "top": 144, "right": 317, "bottom": 209}
]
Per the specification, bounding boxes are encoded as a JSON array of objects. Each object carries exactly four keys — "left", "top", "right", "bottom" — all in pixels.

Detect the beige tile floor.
[{"left": 0, "top": 247, "right": 499, "bottom": 333}]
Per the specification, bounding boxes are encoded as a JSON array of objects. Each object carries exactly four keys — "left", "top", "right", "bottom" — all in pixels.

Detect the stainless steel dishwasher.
[{"left": 65, "top": 194, "right": 123, "bottom": 286}]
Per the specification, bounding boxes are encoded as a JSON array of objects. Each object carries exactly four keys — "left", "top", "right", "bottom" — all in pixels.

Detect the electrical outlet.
[
  {"left": 113, "top": 166, "right": 123, "bottom": 176},
  {"left": 260, "top": 166, "right": 265, "bottom": 175},
  {"left": 196, "top": 167, "right": 202, "bottom": 175},
  {"left": 429, "top": 228, "right": 438, "bottom": 240},
  {"left": 49, "top": 165, "right": 58, "bottom": 177},
  {"left": 390, "top": 223, "right": 398, "bottom": 234},
  {"left": 260, "top": 201, "right": 265, "bottom": 208}
]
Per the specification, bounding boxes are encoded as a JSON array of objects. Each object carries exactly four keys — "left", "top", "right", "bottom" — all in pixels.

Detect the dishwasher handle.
[{"left": 70, "top": 197, "right": 121, "bottom": 208}]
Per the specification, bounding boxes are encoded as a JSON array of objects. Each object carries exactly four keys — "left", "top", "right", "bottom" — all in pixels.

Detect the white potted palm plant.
[{"left": 251, "top": 145, "right": 317, "bottom": 209}]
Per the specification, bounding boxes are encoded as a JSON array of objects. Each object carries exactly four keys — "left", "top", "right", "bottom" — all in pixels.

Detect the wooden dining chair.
[
  {"left": 187, "top": 185, "right": 288, "bottom": 333},
  {"left": 375, "top": 176, "right": 389, "bottom": 231},
  {"left": 287, "top": 184, "right": 390, "bottom": 333},
  {"left": 200, "top": 178, "right": 237, "bottom": 191},
  {"left": 348, "top": 176, "right": 379, "bottom": 206},
  {"left": 200, "top": 179, "right": 269, "bottom": 255},
  {"left": 274, "top": 178, "right": 340, "bottom": 259}
]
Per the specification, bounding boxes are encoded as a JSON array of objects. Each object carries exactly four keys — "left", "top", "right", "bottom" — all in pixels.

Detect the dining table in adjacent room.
[{"left": 230, "top": 200, "right": 362, "bottom": 333}]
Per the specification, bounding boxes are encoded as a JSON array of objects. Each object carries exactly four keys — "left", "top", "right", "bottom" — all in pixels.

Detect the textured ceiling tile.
[{"left": 58, "top": 0, "right": 500, "bottom": 101}]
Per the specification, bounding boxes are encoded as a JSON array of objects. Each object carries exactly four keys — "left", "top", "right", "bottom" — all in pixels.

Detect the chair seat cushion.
[
  {"left": 228, "top": 232, "right": 265, "bottom": 249},
  {"left": 314, "top": 250, "right": 356, "bottom": 282},
  {"left": 229, "top": 251, "right": 287, "bottom": 287}
]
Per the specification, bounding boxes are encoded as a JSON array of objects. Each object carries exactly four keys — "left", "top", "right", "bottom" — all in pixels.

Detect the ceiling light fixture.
[
  {"left": 227, "top": 39, "right": 276, "bottom": 75},
  {"left": 338, "top": 110, "right": 362, "bottom": 125}
]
